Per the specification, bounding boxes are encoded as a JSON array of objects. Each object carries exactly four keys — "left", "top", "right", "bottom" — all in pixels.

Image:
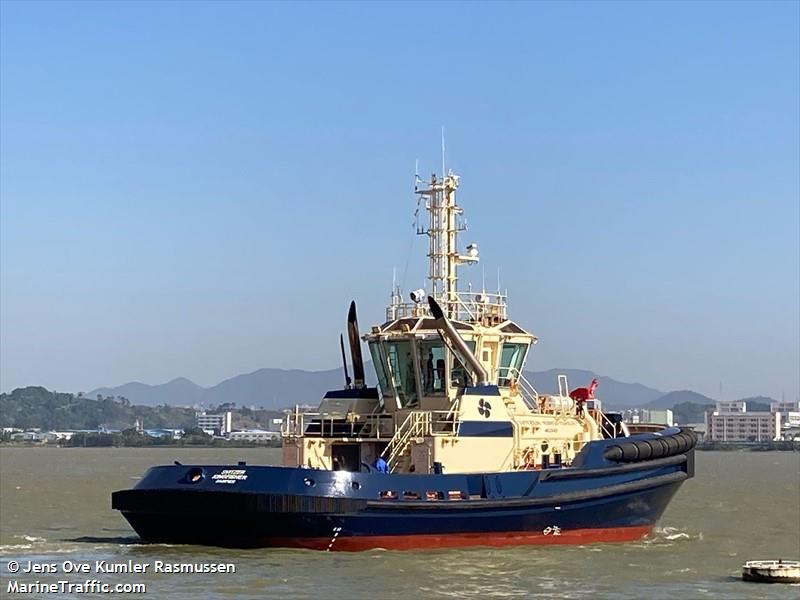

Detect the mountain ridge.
[{"left": 85, "top": 365, "right": 675, "bottom": 410}]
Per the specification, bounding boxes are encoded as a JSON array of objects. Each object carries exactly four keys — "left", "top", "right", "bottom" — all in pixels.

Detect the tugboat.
[{"left": 113, "top": 170, "right": 697, "bottom": 550}]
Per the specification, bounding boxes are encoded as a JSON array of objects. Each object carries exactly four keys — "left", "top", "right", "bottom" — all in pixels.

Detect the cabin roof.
[{"left": 369, "top": 317, "right": 535, "bottom": 339}]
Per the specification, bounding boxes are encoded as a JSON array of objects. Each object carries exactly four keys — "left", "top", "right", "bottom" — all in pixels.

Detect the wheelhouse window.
[
  {"left": 368, "top": 342, "right": 391, "bottom": 397},
  {"left": 498, "top": 342, "right": 528, "bottom": 386},
  {"left": 417, "top": 341, "right": 446, "bottom": 395},
  {"left": 385, "top": 340, "right": 419, "bottom": 408}
]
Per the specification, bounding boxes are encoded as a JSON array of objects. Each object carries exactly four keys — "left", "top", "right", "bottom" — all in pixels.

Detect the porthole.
[
  {"left": 351, "top": 481, "right": 361, "bottom": 490},
  {"left": 304, "top": 477, "right": 315, "bottom": 487}
]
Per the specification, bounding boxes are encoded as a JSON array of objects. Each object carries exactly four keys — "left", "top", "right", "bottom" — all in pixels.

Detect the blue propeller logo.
[{"left": 478, "top": 399, "right": 491, "bottom": 418}]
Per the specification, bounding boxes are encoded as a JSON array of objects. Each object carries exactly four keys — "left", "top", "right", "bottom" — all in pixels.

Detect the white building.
[
  {"left": 705, "top": 401, "right": 780, "bottom": 442},
  {"left": 144, "top": 428, "right": 183, "bottom": 440},
  {"left": 716, "top": 400, "right": 747, "bottom": 413},
  {"left": 647, "top": 409, "right": 674, "bottom": 426},
  {"left": 228, "top": 429, "right": 279, "bottom": 444},
  {"left": 10, "top": 430, "right": 56, "bottom": 443},
  {"left": 770, "top": 400, "right": 800, "bottom": 413},
  {"left": 771, "top": 401, "right": 800, "bottom": 430},
  {"left": 195, "top": 411, "right": 232, "bottom": 435}
]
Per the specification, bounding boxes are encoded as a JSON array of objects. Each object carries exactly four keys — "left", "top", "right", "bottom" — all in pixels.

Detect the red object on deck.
[{"left": 570, "top": 378, "right": 599, "bottom": 401}]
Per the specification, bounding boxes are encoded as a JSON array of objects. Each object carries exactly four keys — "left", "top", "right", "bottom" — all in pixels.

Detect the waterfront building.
[
  {"left": 770, "top": 400, "right": 799, "bottom": 413},
  {"left": 10, "top": 430, "right": 56, "bottom": 443},
  {"left": 771, "top": 401, "right": 800, "bottom": 430},
  {"left": 716, "top": 400, "right": 747, "bottom": 413},
  {"left": 144, "top": 428, "right": 183, "bottom": 440},
  {"left": 647, "top": 409, "right": 674, "bottom": 426},
  {"left": 705, "top": 401, "right": 781, "bottom": 442},
  {"left": 227, "top": 429, "right": 279, "bottom": 444},
  {"left": 195, "top": 411, "right": 232, "bottom": 435}
]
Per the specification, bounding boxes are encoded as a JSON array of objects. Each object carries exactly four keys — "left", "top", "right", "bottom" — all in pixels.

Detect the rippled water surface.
[{"left": 1, "top": 448, "right": 798, "bottom": 599}]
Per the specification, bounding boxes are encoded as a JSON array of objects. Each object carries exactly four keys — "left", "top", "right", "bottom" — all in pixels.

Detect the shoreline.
[{"left": 2, "top": 442, "right": 797, "bottom": 451}]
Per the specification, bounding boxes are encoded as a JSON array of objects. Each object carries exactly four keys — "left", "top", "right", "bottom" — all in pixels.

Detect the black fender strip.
[
  {"left": 364, "top": 471, "right": 688, "bottom": 511},
  {"left": 539, "top": 453, "right": 688, "bottom": 481}
]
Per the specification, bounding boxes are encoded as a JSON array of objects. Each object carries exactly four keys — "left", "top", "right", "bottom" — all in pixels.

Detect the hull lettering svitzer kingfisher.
[{"left": 112, "top": 169, "right": 697, "bottom": 550}]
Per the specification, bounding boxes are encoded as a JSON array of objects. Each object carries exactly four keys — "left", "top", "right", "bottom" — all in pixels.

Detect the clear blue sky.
[{"left": 1, "top": 1, "right": 798, "bottom": 401}]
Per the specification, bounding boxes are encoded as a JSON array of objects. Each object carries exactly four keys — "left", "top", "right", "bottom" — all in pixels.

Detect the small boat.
[
  {"left": 742, "top": 560, "right": 800, "bottom": 584},
  {"left": 113, "top": 168, "right": 698, "bottom": 550}
]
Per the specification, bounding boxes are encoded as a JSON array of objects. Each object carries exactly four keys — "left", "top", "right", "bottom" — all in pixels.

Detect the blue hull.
[{"left": 112, "top": 430, "right": 696, "bottom": 550}]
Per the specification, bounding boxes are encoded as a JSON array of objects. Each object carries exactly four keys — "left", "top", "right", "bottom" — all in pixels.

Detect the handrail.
[
  {"left": 281, "top": 409, "right": 394, "bottom": 440},
  {"left": 592, "top": 407, "right": 620, "bottom": 439},
  {"left": 381, "top": 410, "right": 461, "bottom": 472},
  {"left": 383, "top": 412, "right": 417, "bottom": 472},
  {"left": 497, "top": 367, "right": 539, "bottom": 410},
  {"left": 385, "top": 291, "right": 507, "bottom": 323}
]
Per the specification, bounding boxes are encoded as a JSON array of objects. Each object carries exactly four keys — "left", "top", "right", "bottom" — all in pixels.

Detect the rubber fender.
[
  {"left": 671, "top": 433, "right": 688, "bottom": 454},
  {"left": 620, "top": 442, "right": 641, "bottom": 462},
  {"left": 681, "top": 427, "right": 698, "bottom": 446},
  {"left": 604, "top": 428, "right": 699, "bottom": 462},
  {"left": 678, "top": 432, "right": 696, "bottom": 451},
  {"left": 652, "top": 438, "right": 670, "bottom": 459},
  {"left": 634, "top": 440, "right": 654, "bottom": 461},
  {"left": 604, "top": 445, "right": 624, "bottom": 461},
  {"left": 677, "top": 432, "right": 696, "bottom": 451},
  {"left": 663, "top": 436, "right": 681, "bottom": 455}
]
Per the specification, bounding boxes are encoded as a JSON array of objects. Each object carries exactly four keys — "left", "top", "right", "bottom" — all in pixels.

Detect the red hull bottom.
[{"left": 267, "top": 525, "right": 654, "bottom": 551}]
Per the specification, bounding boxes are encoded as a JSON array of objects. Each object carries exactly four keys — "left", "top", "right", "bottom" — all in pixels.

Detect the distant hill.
[
  {"left": 89, "top": 367, "right": 376, "bottom": 410},
  {"left": 0, "top": 386, "right": 197, "bottom": 430},
  {"left": 204, "top": 367, "right": 377, "bottom": 408},
  {"left": 670, "top": 400, "right": 716, "bottom": 425},
  {"left": 645, "top": 390, "right": 715, "bottom": 409},
  {"left": 528, "top": 369, "right": 664, "bottom": 407},
  {"left": 87, "top": 366, "right": 664, "bottom": 410},
  {"left": 89, "top": 377, "right": 205, "bottom": 407}
]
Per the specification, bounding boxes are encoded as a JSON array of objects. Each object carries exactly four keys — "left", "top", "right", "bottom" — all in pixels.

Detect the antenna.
[{"left": 441, "top": 126, "right": 446, "bottom": 176}]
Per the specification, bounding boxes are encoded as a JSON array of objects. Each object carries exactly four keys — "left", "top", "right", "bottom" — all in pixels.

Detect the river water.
[{"left": 0, "top": 448, "right": 797, "bottom": 599}]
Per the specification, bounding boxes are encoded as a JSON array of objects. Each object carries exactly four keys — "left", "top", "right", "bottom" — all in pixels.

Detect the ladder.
[{"left": 382, "top": 412, "right": 426, "bottom": 473}]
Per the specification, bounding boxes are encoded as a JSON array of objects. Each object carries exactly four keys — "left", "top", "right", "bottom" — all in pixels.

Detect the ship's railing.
[
  {"left": 579, "top": 403, "right": 627, "bottom": 439},
  {"left": 281, "top": 409, "right": 394, "bottom": 440},
  {"left": 386, "top": 291, "right": 507, "bottom": 323},
  {"left": 382, "top": 410, "right": 460, "bottom": 473},
  {"left": 497, "top": 367, "right": 539, "bottom": 410}
]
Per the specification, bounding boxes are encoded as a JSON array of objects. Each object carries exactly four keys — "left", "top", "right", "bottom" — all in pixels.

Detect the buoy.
[{"left": 741, "top": 559, "right": 800, "bottom": 583}]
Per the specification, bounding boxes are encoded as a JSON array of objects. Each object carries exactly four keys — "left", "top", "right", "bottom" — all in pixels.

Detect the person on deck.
[{"left": 374, "top": 456, "right": 389, "bottom": 473}]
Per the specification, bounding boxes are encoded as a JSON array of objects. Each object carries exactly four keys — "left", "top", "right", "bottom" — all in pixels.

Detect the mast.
[{"left": 415, "top": 172, "right": 478, "bottom": 318}]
